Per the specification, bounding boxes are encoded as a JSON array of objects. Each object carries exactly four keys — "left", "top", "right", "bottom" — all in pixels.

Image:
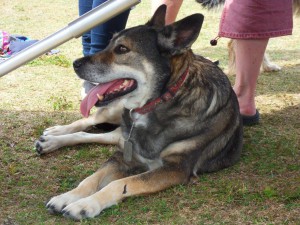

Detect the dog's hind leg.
[
  {"left": 35, "top": 127, "right": 123, "bottom": 154},
  {"left": 43, "top": 101, "right": 124, "bottom": 136}
]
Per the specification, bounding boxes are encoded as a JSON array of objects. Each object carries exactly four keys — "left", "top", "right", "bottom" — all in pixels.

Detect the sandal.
[{"left": 242, "top": 110, "right": 260, "bottom": 126}]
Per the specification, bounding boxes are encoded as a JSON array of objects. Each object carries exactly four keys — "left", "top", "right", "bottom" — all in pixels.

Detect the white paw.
[
  {"left": 35, "top": 135, "right": 63, "bottom": 154},
  {"left": 262, "top": 63, "right": 281, "bottom": 72},
  {"left": 46, "top": 192, "right": 82, "bottom": 214},
  {"left": 62, "top": 196, "right": 102, "bottom": 220}
]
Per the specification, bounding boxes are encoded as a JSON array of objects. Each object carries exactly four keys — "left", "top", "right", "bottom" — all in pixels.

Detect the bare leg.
[
  {"left": 233, "top": 39, "right": 269, "bottom": 116},
  {"left": 228, "top": 39, "right": 281, "bottom": 75},
  {"left": 151, "top": 0, "right": 183, "bottom": 24}
]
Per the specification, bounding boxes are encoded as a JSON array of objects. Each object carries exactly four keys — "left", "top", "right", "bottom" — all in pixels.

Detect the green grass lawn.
[{"left": 0, "top": 0, "right": 299, "bottom": 224}]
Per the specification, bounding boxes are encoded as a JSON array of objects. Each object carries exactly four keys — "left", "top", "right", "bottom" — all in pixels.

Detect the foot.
[
  {"left": 241, "top": 110, "right": 260, "bottom": 126},
  {"left": 233, "top": 86, "right": 256, "bottom": 116},
  {"left": 233, "top": 86, "right": 259, "bottom": 126}
]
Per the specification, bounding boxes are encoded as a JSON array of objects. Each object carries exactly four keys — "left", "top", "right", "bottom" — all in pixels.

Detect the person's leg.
[
  {"left": 89, "top": 0, "right": 130, "bottom": 54},
  {"left": 79, "top": 0, "right": 93, "bottom": 56},
  {"left": 233, "top": 39, "right": 269, "bottom": 117},
  {"left": 151, "top": 0, "right": 183, "bottom": 25}
]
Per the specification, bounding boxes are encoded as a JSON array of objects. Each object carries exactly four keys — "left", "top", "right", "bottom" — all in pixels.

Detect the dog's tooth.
[
  {"left": 97, "top": 94, "right": 104, "bottom": 101},
  {"left": 123, "top": 80, "right": 129, "bottom": 86}
]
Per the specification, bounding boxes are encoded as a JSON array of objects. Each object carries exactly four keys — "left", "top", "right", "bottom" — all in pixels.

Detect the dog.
[
  {"left": 198, "top": 0, "right": 300, "bottom": 75},
  {"left": 35, "top": 5, "right": 243, "bottom": 220}
]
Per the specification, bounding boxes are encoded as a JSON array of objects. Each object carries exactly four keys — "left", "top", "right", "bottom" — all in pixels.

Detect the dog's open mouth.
[{"left": 80, "top": 79, "right": 137, "bottom": 117}]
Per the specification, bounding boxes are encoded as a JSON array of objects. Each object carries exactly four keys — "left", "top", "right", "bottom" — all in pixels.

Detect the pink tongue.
[{"left": 80, "top": 80, "right": 124, "bottom": 117}]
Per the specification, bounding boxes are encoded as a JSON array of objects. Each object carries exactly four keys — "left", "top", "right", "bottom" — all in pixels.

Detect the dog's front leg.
[
  {"left": 46, "top": 155, "right": 127, "bottom": 214},
  {"left": 43, "top": 110, "right": 103, "bottom": 136},
  {"left": 35, "top": 101, "right": 124, "bottom": 154},
  {"left": 43, "top": 101, "right": 123, "bottom": 136},
  {"left": 261, "top": 54, "right": 281, "bottom": 72},
  {"left": 62, "top": 157, "right": 189, "bottom": 220},
  {"left": 35, "top": 127, "right": 123, "bottom": 154}
]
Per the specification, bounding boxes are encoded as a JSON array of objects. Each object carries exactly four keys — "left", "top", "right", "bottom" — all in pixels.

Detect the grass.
[{"left": 0, "top": 0, "right": 299, "bottom": 224}]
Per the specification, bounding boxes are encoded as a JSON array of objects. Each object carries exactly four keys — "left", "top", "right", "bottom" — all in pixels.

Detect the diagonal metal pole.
[{"left": 0, "top": 0, "right": 140, "bottom": 77}]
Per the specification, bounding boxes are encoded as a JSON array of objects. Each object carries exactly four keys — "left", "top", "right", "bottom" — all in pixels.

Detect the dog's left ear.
[{"left": 157, "top": 14, "right": 204, "bottom": 55}]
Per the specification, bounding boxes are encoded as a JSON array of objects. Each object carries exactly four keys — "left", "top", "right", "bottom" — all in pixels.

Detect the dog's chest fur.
[
  {"left": 121, "top": 109, "right": 163, "bottom": 160},
  {"left": 120, "top": 54, "right": 234, "bottom": 163}
]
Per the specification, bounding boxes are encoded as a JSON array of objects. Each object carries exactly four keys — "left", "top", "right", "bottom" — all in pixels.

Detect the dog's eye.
[{"left": 115, "top": 45, "right": 130, "bottom": 54}]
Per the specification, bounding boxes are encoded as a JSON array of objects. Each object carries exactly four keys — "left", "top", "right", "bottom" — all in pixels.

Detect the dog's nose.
[{"left": 73, "top": 59, "right": 82, "bottom": 70}]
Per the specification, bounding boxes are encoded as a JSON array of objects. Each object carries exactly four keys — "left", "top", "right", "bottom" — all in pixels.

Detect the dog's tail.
[
  {"left": 294, "top": 0, "right": 300, "bottom": 16},
  {"left": 196, "top": 0, "right": 225, "bottom": 10}
]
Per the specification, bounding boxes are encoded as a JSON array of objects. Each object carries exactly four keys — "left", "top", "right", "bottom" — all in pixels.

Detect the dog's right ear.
[{"left": 146, "top": 4, "right": 167, "bottom": 28}]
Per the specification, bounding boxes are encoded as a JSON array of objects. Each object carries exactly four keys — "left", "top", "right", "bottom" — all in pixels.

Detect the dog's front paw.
[
  {"left": 35, "top": 135, "right": 62, "bottom": 154},
  {"left": 46, "top": 192, "right": 82, "bottom": 214},
  {"left": 62, "top": 196, "right": 102, "bottom": 220}
]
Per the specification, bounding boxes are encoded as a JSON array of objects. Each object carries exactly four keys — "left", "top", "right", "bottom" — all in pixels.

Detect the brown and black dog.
[{"left": 35, "top": 5, "right": 243, "bottom": 220}]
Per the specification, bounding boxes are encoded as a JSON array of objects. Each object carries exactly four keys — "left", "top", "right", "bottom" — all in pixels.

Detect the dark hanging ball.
[{"left": 210, "top": 39, "right": 218, "bottom": 46}]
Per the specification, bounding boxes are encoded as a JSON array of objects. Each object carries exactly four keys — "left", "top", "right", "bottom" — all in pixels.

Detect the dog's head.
[{"left": 74, "top": 5, "right": 204, "bottom": 117}]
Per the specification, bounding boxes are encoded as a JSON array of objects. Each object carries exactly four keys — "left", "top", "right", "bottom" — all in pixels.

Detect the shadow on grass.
[
  {"left": 257, "top": 61, "right": 300, "bottom": 95},
  {"left": 0, "top": 104, "right": 299, "bottom": 224},
  {"left": 242, "top": 104, "right": 299, "bottom": 181},
  {"left": 243, "top": 103, "right": 299, "bottom": 154}
]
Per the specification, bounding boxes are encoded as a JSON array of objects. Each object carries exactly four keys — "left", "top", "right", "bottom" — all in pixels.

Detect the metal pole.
[{"left": 0, "top": 0, "right": 140, "bottom": 77}]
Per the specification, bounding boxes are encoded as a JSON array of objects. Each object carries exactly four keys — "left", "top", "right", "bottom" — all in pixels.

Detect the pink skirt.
[{"left": 219, "top": 0, "right": 293, "bottom": 39}]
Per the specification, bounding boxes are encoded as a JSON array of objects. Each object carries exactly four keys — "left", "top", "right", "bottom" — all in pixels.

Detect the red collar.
[{"left": 134, "top": 66, "right": 189, "bottom": 115}]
